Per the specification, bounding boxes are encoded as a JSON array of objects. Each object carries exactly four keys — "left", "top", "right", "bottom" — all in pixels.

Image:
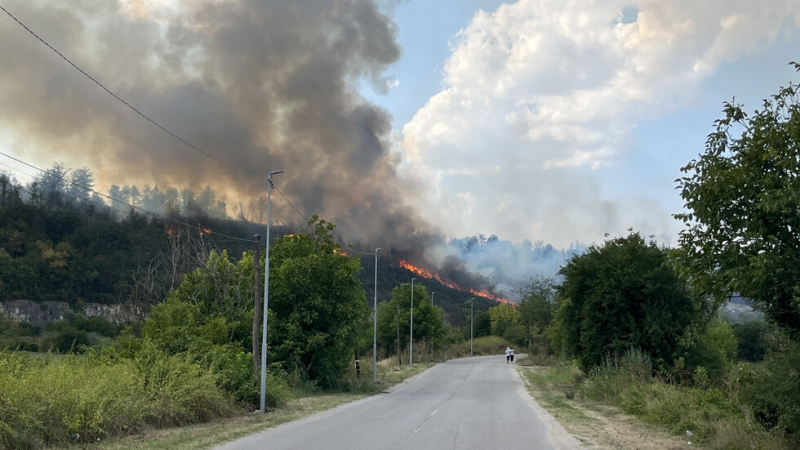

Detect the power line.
[
  {"left": 0, "top": 5, "right": 385, "bottom": 254},
  {"left": 0, "top": 4, "right": 244, "bottom": 174},
  {"left": 0, "top": 152, "right": 257, "bottom": 244},
  {"left": 274, "top": 186, "right": 310, "bottom": 224}
]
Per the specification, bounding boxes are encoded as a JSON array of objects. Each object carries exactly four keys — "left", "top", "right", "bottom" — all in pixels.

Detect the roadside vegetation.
[
  {"left": 2, "top": 60, "right": 799, "bottom": 450},
  {"left": 512, "top": 66, "right": 800, "bottom": 449},
  {"left": 0, "top": 210, "right": 499, "bottom": 449}
]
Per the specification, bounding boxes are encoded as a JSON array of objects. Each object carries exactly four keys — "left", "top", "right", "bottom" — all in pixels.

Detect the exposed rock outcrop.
[{"left": 0, "top": 300, "right": 144, "bottom": 329}]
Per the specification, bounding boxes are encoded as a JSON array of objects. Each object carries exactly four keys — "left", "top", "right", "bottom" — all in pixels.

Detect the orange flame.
[
  {"left": 333, "top": 248, "right": 347, "bottom": 256},
  {"left": 398, "top": 260, "right": 513, "bottom": 305},
  {"left": 199, "top": 226, "right": 212, "bottom": 236},
  {"left": 165, "top": 228, "right": 178, "bottom": 238}
]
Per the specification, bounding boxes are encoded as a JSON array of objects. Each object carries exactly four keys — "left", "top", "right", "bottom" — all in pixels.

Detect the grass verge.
[
  {"left": 519, "top": 362, "right": 696, "bottom": 449},
  {"left": 518, "top": 356, "right": 791, "bottom": 450},
  {"left": 86, "top": 359, "right": 435, "bottom": 450},
  {"left": 84, "top": 393, "right": 364, "bottom": 450}
]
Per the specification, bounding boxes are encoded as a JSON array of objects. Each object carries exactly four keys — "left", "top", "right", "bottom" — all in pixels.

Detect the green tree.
[
  {"left": 518, "top": 276, "right": 556, "bottom": 349},
  {"left": 553, "top": 232, "right": 696, "bottom": 370},
  {"left": 472, "top": 311, "right": 491, "bottom": 338},
  {"left": 267, "top": 216, "right": 368, "bottom": 387},
  {"left": 377, "top": 283, "right": 444, "bottom": 357},
  {"left": 168, "top": 249, "right": 254, "bottom": 343},
  {"left": 675, "top": 64, "right": 800, "bottom": 337},
  {"left": 488, "top": 303, "right": 519, "bottom": 336},
  {"left": 732, "top": 320, "right": 773, "bottom": 362},
  {"left": 682, "top": 319, "right": 738, "bottom": 383}
]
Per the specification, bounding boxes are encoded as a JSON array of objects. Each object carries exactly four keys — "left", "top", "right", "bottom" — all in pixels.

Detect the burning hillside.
[{"left": 398, "top": 260, "right": 513, "bottom": 305}]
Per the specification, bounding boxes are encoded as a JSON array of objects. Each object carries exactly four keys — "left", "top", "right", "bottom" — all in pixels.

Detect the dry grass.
[
  {"left": 81, "top": 393, "right": 365, "bottom": 450},
  {"left": 520, "top": 365, "right": 697, "bottom": 450},
  {"left": 85, "top": 357, "right": 437, "bottom": 450}
]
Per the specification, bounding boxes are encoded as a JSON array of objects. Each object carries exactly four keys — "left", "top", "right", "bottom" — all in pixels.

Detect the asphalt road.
[{"left": 217, "top": 356, "right": 561, "bottom": 450}]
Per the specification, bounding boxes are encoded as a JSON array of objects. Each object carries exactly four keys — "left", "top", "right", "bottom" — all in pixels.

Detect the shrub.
[
  {"left": 0, "top": 347, "right": 239, "bottom": 449},
  {"left": 133, "top": 345, "right": 234, "bottom": 427},
  {"left": 683, "top": 320, "right": 738, "bottom": 384},
  {"left": 0, "top": 351, "right": 148, "bottom": 448},
  {"left": 741, "top": 338, "right": 800, "bottom": 442},
  {"left": 731, "top": 320, "right": 772, "bottom": 362},
  {"left": 502, "top": 324, "right": 527, "bottom": 346}
]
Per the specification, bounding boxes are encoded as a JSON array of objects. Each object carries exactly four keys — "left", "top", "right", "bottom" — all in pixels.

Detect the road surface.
[{"left": 217, "top": 356, "right": 572, "bottom": 450}]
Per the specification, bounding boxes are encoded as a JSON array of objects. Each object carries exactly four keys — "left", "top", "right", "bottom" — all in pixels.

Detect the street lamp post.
[
  {"left": 373, "top": 248, "right": 382, "bottom": 383},
  {"left": 260, "top": 170, "right": 282, "bottom": 412},
  {"left": 410, "top": 278, "right": 416, "bottom": 365},
  {"left": 431, "top": 292, "right": 436, "bottom": 357}
]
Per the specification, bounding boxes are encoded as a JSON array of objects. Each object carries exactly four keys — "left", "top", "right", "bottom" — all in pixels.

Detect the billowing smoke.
[
  {"left": 447, "top": 236, "right": 584, "bottom": 297},
  {"left": 0, "top": 0, "right": 431, "bottom": 239},
  {"left": 0, "top": 0, "right": 576, "bottom": 298}
]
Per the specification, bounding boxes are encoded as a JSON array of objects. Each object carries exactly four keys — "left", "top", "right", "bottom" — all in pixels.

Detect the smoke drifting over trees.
[
  {"left": 0, "top": 0, "right": 427, "bottom": 242},
  {"left": 0, "top": 1, "right": 585, "bottom": 297}
]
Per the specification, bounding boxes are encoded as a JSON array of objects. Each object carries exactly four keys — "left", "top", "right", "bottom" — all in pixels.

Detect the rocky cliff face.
[{"left": 0, "top": 300, "right": 144, "bottom": 329}]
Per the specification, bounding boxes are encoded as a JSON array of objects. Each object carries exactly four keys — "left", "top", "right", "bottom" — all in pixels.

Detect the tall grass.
[
  {"left": 0, "top": 350, "right": 239, "bottom": 449},
  {"left": 580, "top": 348, "right": 787, "bottom": 448}
]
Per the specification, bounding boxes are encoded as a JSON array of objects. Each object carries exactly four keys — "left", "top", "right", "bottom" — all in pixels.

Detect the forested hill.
[
  {"left": 0, "top": 177, "right": 272, "bottom": 307},
  {"left": 0, "top": 172, "right": 490, "bottom": 320}
]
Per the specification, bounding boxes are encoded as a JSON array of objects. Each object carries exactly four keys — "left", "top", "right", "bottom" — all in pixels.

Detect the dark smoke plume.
[{"left": 0, "top": 0, "right": 432, "bottom": 244}]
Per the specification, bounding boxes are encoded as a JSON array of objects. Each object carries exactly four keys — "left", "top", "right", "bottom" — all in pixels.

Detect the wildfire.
[
  {"left": 199, "top": 226, "right": 212, "bottom": 236},
  {"left": 398, "top": 260, "right": 513, "bottom": 305},
  {"left": 165, "top": 228, "right": 179, "bottom": 238},
  {"left": 333, "top": 248, "right": 347, "bottom": 256}
]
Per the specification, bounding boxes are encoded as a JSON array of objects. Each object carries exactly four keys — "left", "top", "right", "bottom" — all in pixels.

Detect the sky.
[
  {"left": 1, "top": 0, "right": 799, "bottom": 255},
  {"left": 370, "top": 0, "right": 800, "bottom": 248}
]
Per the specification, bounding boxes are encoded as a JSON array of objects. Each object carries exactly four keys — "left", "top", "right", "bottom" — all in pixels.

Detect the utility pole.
[
  {"left": 252, "top": 235, "right": 261, "bottom": 374},
  {"left": 470, "top": 298, "right": 474, "bottom": 356},
  {"left": 410, "top": 278, "right": 416, "bottom": 365},
  {"left": 373, "top": 248, "right": 382, "bottom": 382},
  {"left": 431, "top": 292, "right": 436, "bottom": 357},
  {"left": 396, "top": 306, "right": 401, "bottom": 365},
  {"left": 260, "top": 170, "right": 283, "bottom": 412}
]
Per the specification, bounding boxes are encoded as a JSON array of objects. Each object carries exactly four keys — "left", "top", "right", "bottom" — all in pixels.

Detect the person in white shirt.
[{"left": 505, "top": 347, "right": 512, "bottom": 363}]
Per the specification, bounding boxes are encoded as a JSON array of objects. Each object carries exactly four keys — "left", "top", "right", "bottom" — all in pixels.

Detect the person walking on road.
[
  {"left": 505, "top": 346, "right": 512, "bottom": 363},
  {"left": 510, "top": 347, "right": 514, "bottom": 363}
]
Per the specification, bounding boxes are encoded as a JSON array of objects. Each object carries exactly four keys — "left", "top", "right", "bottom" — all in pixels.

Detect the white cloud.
[{"left": 402, "top": 0, "right": 800, "bottom": 247}]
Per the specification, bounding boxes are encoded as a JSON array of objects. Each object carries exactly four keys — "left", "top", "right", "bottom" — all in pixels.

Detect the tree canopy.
[
  {"left": 267, "top": 216, "right": 368, "bottom": 387},
  {"left": 376, "top": 283, "right": 444, "bottom": 357},
  {"left": 552, "top": 232, "right": 696, "bottom": 370},
  {"left": 675, "top": 63, "right": 800, "bottom": 337}
]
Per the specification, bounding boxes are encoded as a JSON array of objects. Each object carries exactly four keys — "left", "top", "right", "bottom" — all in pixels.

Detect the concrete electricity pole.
[
  {"left": 252, "top": 235, "right": 261, "bottom": 374},
  {"left": 373, "top": 248, "right": 382, "bottom": 383},
  {"left": 410, "top": 278, "right": 416, "bottom": 365},
  {"left": 396, "top": 306, "right": 401, "bottom": 365},
  {"left": 260, "top": 170, "right": 282, "bottom": 412}
]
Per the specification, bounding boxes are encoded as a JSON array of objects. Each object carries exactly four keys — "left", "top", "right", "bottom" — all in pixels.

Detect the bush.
[
  {"left": 683, "top": 320, "right": 738, "bottom": 384},
  {"left": 732, "top": 320, "right": 772, "bottom": 362},
  {"left": 132, "top": 343, "right": 235, "bottom": 426},
  {"left": 0, "top": 351, "right": 147, "bottom": 448},
  {"left": 741, "top": 338, "right": 800, "bottom": 442},
  {"left": 579, "top": 348, "right": 780, "bottom": 444},
  {"left": 53, "top": 326, "right": 90, "bottom": 353},
  {"left": 502, "top": 324, "right": 527, "bottom": 346},
  {"left": 0, "top": 348, "right": 239, "bottom": 449}
]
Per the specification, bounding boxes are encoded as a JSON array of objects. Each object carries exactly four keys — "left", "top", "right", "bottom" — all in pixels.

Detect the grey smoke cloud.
[{"left": 0, "top": 0, "right": 431, "bottom": 244}]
